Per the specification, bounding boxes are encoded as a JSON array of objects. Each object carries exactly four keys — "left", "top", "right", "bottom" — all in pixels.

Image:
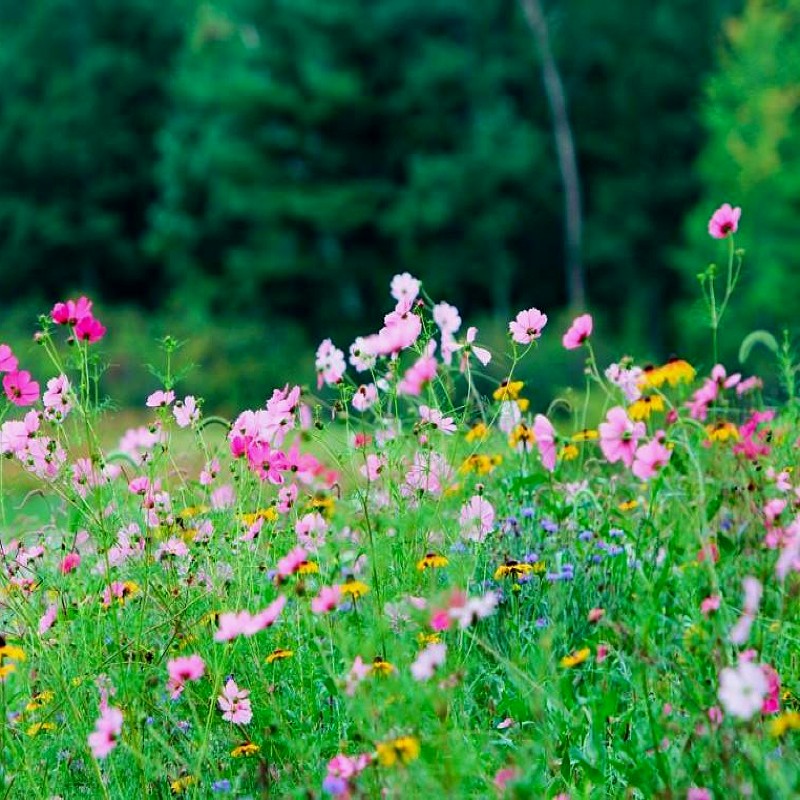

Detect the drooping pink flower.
[
  {"left": 173, "top": 396, "right": 200, "bottom": 427},
  {"left": 217, "top": 679, "right": 252, "bottom": 725},
  {"left": 459, "top": 495, "right": 495, "bottom": 542},
  {"left": 456, "top": 326, "right": 492, "bottom": 371},
  {"left": 316, "top": 339, "right": 346, "bottom": 389},
  {"left": 311, "top": 585, "right": 341, "bottom": 615},
  {"left": 411, "top": 642, "right": 447, "bottom": 681},
  {"left": 3, "top": 370, "right": 40, "bottom": 407},
  {"left": 509, "top": 307, "right": 548, "bottom": 345},
  {"left": 74, "top": 315, "right": 106, "bottom": 343},
  {"left": 631, "top": 437, "right": 671, "bottom": 481},
  {"left": 0, "top": 344, "right": 18, "bottom": 373},
  {"left": 599, "top": 406, "right": 645, "bottom": 468},
  {"left": 167, "top": 654, "right": 206, "bottom": 699},
  {"left": 419, "top": 405, "right": 457, "bottom": 434},
  {"left": 708, "top": 203, "right": 741, "bottom": 239},
  {"left": 352, "top": 383, "right": 378, "bottom": 412},
  {"left": 276, "top": 545, "right": 308, "bottom": 580},
  {"left": 533, "top": 414, "right": 557, "bottom": 471},
  {"left": 562, "top": 313, "right": 593, "bottom": 350},
  {"left": 88, "top": 706, "right": 123, "bottom": 759}
]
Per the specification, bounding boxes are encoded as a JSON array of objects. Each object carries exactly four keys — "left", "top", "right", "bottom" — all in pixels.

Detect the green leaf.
[{"left": 739, "top": 330, "right": 779, "bottom": 364}]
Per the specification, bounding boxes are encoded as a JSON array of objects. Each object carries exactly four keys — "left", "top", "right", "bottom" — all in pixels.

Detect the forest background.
[{"left": 0, "top": 0, "right": 797, "bottom": 413}]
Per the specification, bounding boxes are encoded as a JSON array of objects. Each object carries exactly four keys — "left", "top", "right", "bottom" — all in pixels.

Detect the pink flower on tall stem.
[
  {"left": 509, "top": 307, "right": 548, "bottom": 345},
  {"left": 167, "top": 654, "right": 205, "bottom": 699},
  {"left": 52, "top": 296, "right": 93, "bottom": 326},
  {"left": 562, "top": 313, "right": 593, "bottom": 350},
  {"left": 708, "top": 203, "right": 741, "bottom": 239},
  {"left": 88, "top": 706, "right": 123, "bottom": 759},
  {"left": 0, "top": 344, "right": 18, "bottom": 373},
  {"left": 599, "top": 406, "right": 645, "bottom": 468},
  {"left": 533, "top": 414, "right": 557, "bottom": 471},
  {"left": 74, "top": 315, "right": 106, "bottom": 343},
  {"left": 631, "top": 437, "right": 671, "bottom": 481},
  {"left": 3, "top": 370, "right": 40, "bottom": 407},
  {"left": 459, "top": 495, "right": 495, "bottom": 542},
  {"left": 217, "top": 679, "right": 252, "bottom": 725}
]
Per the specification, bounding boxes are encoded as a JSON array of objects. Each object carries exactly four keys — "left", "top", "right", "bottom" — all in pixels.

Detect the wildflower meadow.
[{"left": 1, "top": 206, "right": 799, "bottom": 799}]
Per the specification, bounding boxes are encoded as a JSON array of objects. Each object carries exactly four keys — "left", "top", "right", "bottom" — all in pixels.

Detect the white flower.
[
  {"left": 718, "top": 661, "right": 768, "bottom": 720},
  {"left": 411, "top": 642, "right": 447, "bottom": 681}
]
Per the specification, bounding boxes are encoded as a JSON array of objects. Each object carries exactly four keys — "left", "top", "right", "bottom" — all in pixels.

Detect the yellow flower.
[
  {"left": 493, "top": 561, "right": 534, "bottom": 581},
  {"left": 465, "top": 422, "right": 489, "bottom": 442},
  {"left": 371, "top": 657, "right": 395, "bottom": 676},
  {"left": 769, "top": 711, "right": 800, "bottom": 737},
  {"left": 416, "top": 553, "right": 449, "bottom": 571},
  {"left": 706, "top": 421, "right": 739, "bottom": 442},
  {"left": 177, "top": 505, "right": 209, "bottom": 520},
  {"left": 0, "top": 664, "right": 16, "bottom": 680},
  {"left": 170, "top": 776, "right": 198, "bottom": 794},
  {"left": 297, "top": 560, "right": 319, "bottom": 575},
  {"left": 459, "top": 454, "right": 502, "bottom": 475},
  {"left": 231, "top": 742, "right": 261, "bottom": 757},
  {"left": 266, "top": 648, "right": 294, "bottom": 664},
  {"left": 238, "top": 507, "right": 279, "bottom": 526},
  {"left": 508, "top": 423, "right": 535, "bottom": 450},
  {"left": 26, "top": 722, "right": 56, "bottom": 737},
  {"left": 618, "top": 499, "right": 638, "bottom": 512},
  {"left": 121, "top": 581, "right": 140, "bottom": 601},
  {"left": 25, "top": 691, "right": 54, "bottom": 713},
  {"left": 560, "top": 647, "right": 591, "bottom": 668},
  {"left": 559, "top": 444, "right": 579, "bottom": 461},
  {"left": 493, "top": 380, "right": 524, "bottom": 401},
  {"left": 376, "top": 735, "right": 420, "bottom": 767},
  {"left": 660, "top": 358, "right": 696, "bottom": 387},
  {"left": 628, "top": 394, "right": 665, "bottom": 421},
  {"left": 417, "top": 633, "right": 441, "bottom": 646},
  {"left": 310, "top": 495, "right": 336, "bottom": 519},
  {"left": 531, "top": 561, "right": 547, "bottom": 574},
  {"left": 340, "top": 579, "right": 369, "bottom": 599},
  {"left": 571, "top": 429, "right": 598, "bottom": 442},
  {"left": 0, "top": 644, "right": 26, "bottom": 662},
  {"left": 516, "top": 398, "right": 530, "bottom": 413}
]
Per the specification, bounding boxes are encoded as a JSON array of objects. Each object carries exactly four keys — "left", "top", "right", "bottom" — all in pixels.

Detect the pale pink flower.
[
  {"left": 562, "top": 313, "right": 593, "bottom": 350},
  {"left": 397, "top": 341, "right": 437, "bottom": 396},
  {"left": 728, "top": 576, "right": 762, "bottom": 645},
  {"left": 419, "top": 405, "right": 457, "bottom": 434},
  {"left": 717, "top": 661, "right": 768, "bottom": 719},
  {"left": 167, "top": 654, "right": 205, "bottom": 698},
  {"left": 214, "top": 596, "right": 286, "bottom": 641},
  {"left": 311, "top": 585, "right": 341, "bottom": 614},
  {"left": 497, "top": 401, "right": 521, "bottom": 435},
  {"left": 390, "top": 272, "right": 420, "bottom": 304},
  {"left": 404, "top": 450, "right": 451, "bottom": 496},
  {"left": 295, "top": 512, "right": 328, "bottom": 551},
  {"left": 345, "top": 656, "right": 371, "bottom": 696},
  {"left": 38, "top": 603, "right": 58, "bottom": 635},
  {"left": 509, "top": 307, "right": 548, "bottom": 344},
  {"left": 631, "top": 437, "right": 671, "bottom": 481},
  {"left": 456, "top": 326, "right": 492, "bottom": 371},
  {"left": 533, "top": 414, "right": 557, "bottom": 471},
  {"left": 360, "top": 453, "right": 385, "bottom": 482},
  {"left": 433, "top": 302, "right": 461, "bottom": 336},
  {"left": 173, "top": 396, "right": 199, "bottom": 427},
  {"left": 449, "top": 591, "right": 498, "bottom": 628},
  {"left": 276, "top": 545, "right": 308, "bottom": 579},
  {"left": 0, "top": 344, "right": 18, "bottom": 372},
  {"left": 42, "top": 374, "right": 72, "bottom": 421},
  {"left": 700, "top": 595, "right": 721, "bottom": 616},
  {"left": 736, "top": 376, "right": 762, "bottom": 396},
  {"left": 218, "top": 679, "right": 252, "bottom": 725},
  {"left": 146, "top": 390, "right": 174, "bottom": 408},
  {"left": 411, "top": 642, "right": 447, "bottom": 681},
  {"left": 315, "top": 339, "right": 346, "bottom": 389},
  {"left": 352, "top": 383, "right": 378, "bottom": 412},
  {"left": 459, "top": 495, "right": 495, "bottom": 542},
  {"left": 687, "top": 790, "right": 712, "bottom": 800},
  {"left": 708, "top": 203, "right": 741, "bottom": 239},
  {"left": 599, "top": 406, "right": 645, "bottom": 468},
  {"left": 605, "top": 362, "right": 643, "bottom": 403},
  {"left": 349, "top": 336, "right": 377, "bottom": 372},
  {"left": 0, "top": 410, "right": 39, "bottom": 455},
  {"left": 88, "top": 706, "right": 123, "bottom": 759}
]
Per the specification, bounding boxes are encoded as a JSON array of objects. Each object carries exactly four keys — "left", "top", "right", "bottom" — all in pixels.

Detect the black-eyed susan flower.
[
  {"left": 297, "top": 560, "right": 319, "bottom": 576},
  {"left": 560, "top": 647, "right": 591, "bottom": 668},
  {"left": 769, "top": 711, "right": 800, "bottom": 737},
  {"left": 340, "top": 578, "right": 369, "bottom": 600},
  {"left": 376, "top": 735, "right": 420, "bottom": 767},
  {"left": 310, "top": 495, "right": 336, "bottom": 519},
  {"left": 26, "top": 721, "right": 56, "bottom": 737},
  {"left": 0, "top": 642, "right": 25, "bottom": 680},
  {"left": 416, "top": 553, "right": 449, "bottom": 571},
  {"left": 571, "top": 428, "right": 598, "bottom": 442},
  {"left": 628, "top": 394, "right": 665, "bottom": 421},
  {"left": 231, "top": 742, "right": 261, "bottom": 757},
  {"left": 618, "top": 499, "right": 638, "bottom": 512},
  {"left": 493, "top": 380, "right": 524, "bottom": 402},
  {"left": 371, "top": 657, "right": 395, "bottom": 676},
  {"left": 25, "top": 690, "right": 54, "bottom": 713},
  {"left": 559, "top": 444, "right": 579, "bottom": 461},
  {"left": 465, "top": 422, "right": 489, "bottom": 442},
  {"left": 508, "top": 423, "right": 535, "bottom": 451},
  {"left": 706, "top": 421, "right": 739, "bottom": 442},
  {"left": 459, "top": 454, "right": 502, "bottom": 475},
  {"left": 170, "top": 776, "right": 198, "bottom": 794},
  {"left": 266, "top": 648, "right": 294, "bottom": 664},
  {"left": 660, "top": 358, "right": 696, "bottom": 387},
  {"left": 493, "top": 561, "right": 534, "bottom": 581}
]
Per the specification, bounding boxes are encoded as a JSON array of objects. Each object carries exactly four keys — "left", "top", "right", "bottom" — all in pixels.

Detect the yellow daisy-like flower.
[
  {"left": 560, "top": 647, "right": 591, "bottom": 668},
  {"left": 417, "top": 633, "right": 441, "bottom": 646},
  {"left": 459, "top": 454, "right": 502, "bottom": 475},
  {"left": 516, "top": 398, "right": 530, "bottom": 413},
  {"left": 297, "top": 560, "right": 319, "bottom": 575},
  {"left": 706, "top": 421, "right": 739, "bottom": 442},
  {"left": 465, "top": 422, "right": 489, "bottom": 442},
  {"left": 231, "top": 742, "right": 261, "bottom": 757},
  {"left": 0, "top": 664, "right": 16, "bottom": 680},
  {"left": 25, "top": 691, "right": 54, "bottom": 713},
  {"left": 769, "top": 711, "right": 800, "bottom": 737},
  {"left": 376, "top": 735, "right": 420, "bottom": 767},
  {"left": 371, "top": 657, "right": 395, "bottom": 676},
  {"left": 508, "top": 423, "right": 535, "bottom": 450},
  {"left": 493, "top": 561, "right": 534, "bottom": 581},
  {"left": 660, "top": 358, "right": 696, "bottom": 387},
  {"left": 121, "top": 581, "right": 140, "bottom": 601},
  {"left": 170, "top": 776, "right": 198, "bottom": 794},
  {"left": 628, "top": 394, "right": 665, "bottom": 421},
  {"left": 310, "top": 495, "right": 336, "bottom": 519},
  {"left": 638, "top": 365, "right": 667, "bottom": 390},
  {"left": 0, "top": 644, "right": 26, "bottom": 662},
  {"left": 493, "top": 380, "right": 524, "bottom": 402},
  {"left": 238, "top": 507, "right": 279, "bottom": 526},
  {"left": 266, "top": 648, "right": 294, "bottom": 664},
  {"left": 559, "top": 444, "right": 579, "bottom": 461},
  {"left": 571, "top": 429, "right": 598, "bottom": 442},
  {"left": 416, "top": 553, "right": 449, "bottom": 571},
  {"left": 177, "top": 505, "right": 209, "bottom": 520},
  {"left": 618, "top": 499, "right": 638, "bottom": 512},
  {"left": 26, "top": 722, "right": 56, "bottom": 737},
  {"left": 340, "top": 579, "right": 369, "bottom": 599}
]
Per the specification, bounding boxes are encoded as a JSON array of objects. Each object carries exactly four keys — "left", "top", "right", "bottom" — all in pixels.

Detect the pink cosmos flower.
[
  {"left": 349, "top": 336, "right": 378, "bottom": 372},
  {"left": 708, "top": 203, "right": 741, "bottom": 239},
  {"left": 276, "top": 545, "right": 308, "bottom": 580},
  {"left": 459, "top": 495, "right": 495, "bottom": 542},
  {"left": 605, "top": 362, "right": 643, "bottom": 403},
  {"left": 3, "top": 370, "right": 40, "bottom": 407},
  {"left": 717, "top": 660, "right": 768, "bottom": 719},
  {"left": 345, "top": 656, "right": 372, "bottom": 696},
  {"left": 631, "top": 437, "right": 671, "bottom": 481},
  {"left": 38, "top": 603, "right": 58, "bottom": 635},
  {"left": 687, "top": 790, "right": 712, "bottom": 800},
  {"left": 728, "top": 576, "right": 762, "bottom": 645},
  {"left": 397, "top": 341, "right": 437, "bottom": 396},
  {"left": 295, "top": 512, "right": 328, "bottom": 551},
  {"left": 761, "top": 664, "right": 781, "bottom": 714},
  {"left": 563, "top": 313, "right": 593, "bottom": 350},
  {"left": 173, "top": 396, "right": 199, "bottom": 427},
  {"left": 217, "top": 679, "right": 252, "bottom": 725},
  {"left": 701, "top": 595, "right": 721, "bottom": 616},
  {"left": 167, "top": 654, "right": 205, "bottom": 699},
  {"left": 88, "top": 706, "right": 123, "bottom": 759},
  {"left": 0, "top": 344, "right": 18, "bottom": 373},
  {"left": 311, "top": 585, "right": 341, "bottom": 614},
  {"left": 599, "top": 406, "right": 645, "bottom": 469},
  {"left": 146, "top": 390, "right": 175, "bottom": 408},
  {"left": 533, "top": 414, "right": 557, "bottom": 471},
  {"left": 455, "top": 326, "right": 492, "bottom": 372},
  {"left": 59, "top": 552, "right": 81, "bottom": 574},
  {"left": 448, "top": 590, "right": 498, "bottom": 628},
  {"left": 360, "top": 453, "right": 385, "bottom": 482},
  {"left": 390, "top": 272, "right": 421, "bottom": 304},
  {"left": 411, "top": 642, "right": 447, "bottom": 681},
  {"left": 214, "top": 596, "right": 287, "bottom": 642},
  {"left": 52, "top": 296, "right": 93, "bottom": 326},
  {"left": 419, "top": 405, "right": 457, "bottom": 434},
  {"left": 316, "top": 339, "right": 346, "bottom": 389},
  {"left": 509, "top": 307, "right": 548, "bottom": 345},
  {"left": 430, "top": 608, "right": 452, "bottom": 632},
  {"left": 404, "top": 450, "right": 451, "bottom": 496},
  {"left": 493, "top": 767, "right": 520, "bottom": 793},
  {"left": 42, "top": 374, "right": 73, "bottom": 421},
  {"left": 74, "top": 315, "right": 106, "bottom": 343},
  {"left": 352, "top": 383, "right": 378, "bottom": 412}
]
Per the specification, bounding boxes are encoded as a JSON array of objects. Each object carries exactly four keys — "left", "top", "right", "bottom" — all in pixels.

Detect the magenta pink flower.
[
  {"left": 276, "top": 545, "right": 308, "bottom": 580},
  {"left": 708, "top": 203, "right": 741, "bottom": 239},
  {"left": 562, "top": 313, "right": 593, "bottom": 350},
  {"left": 214, "top": 596, "right": 287, "bottom": 642},
  {"left": 311, "top": 585, "right": 341, "bottom": 614},
  {"left": 0, "top": 344, "right": 18, "bottom": 373},
  {"left": 52, "top": 296, "right": 93, "bottom": 326},
  {"left": 74, "top": 315, "right": 106, "bottom": 343},
  {"left": 59, "top": 552, "right": 81, "bottom": 575},
  {"left": 397, "top": 342, "right": 437, "bottom": 396},
  {"left": 167, "top": 654, "right": 205, "bottom": 699},
  {"left": 88, "top": 706, "right": 123, "bottom": 759},
  {"left": 3, "top": 370, "right": 40, "bottom": 407},
  {"left": 687, "top": 790, "right": 712, "bottom": 800},
  {"left": 217, "top": 679, "right": 252, "bottom": 725},
  {"left": 761, "top": 664, "right": 781, "bottom": 714},
  {"left": 631, "top": 438, "right": 671, "bottom": 481},
  {"left": 701, "top": 595, "right": 721, "bottom": 616},
  {"left": 509, "top": 307, "right": 548, "bottom": 344},
  {"left": 533, "top": 414, "right": 557, "bottom": 471},
  {"left": 598, "top": 406, "right": 645, "bottom": 468}
]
